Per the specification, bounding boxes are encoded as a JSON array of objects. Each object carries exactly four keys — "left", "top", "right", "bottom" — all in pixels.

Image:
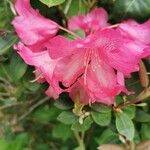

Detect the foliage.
[{"left": 0, "top": 0, "right": 150, "bottom": 150}]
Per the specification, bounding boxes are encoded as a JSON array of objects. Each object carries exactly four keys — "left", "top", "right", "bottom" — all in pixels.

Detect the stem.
[
  {"left": 17, "top": 97, "right": 49, "bottom": 122},
  {"left": 59, "top": 25, "right": 80, "bottom": 39},
  {"left": 114, "top": 87, "right": 150, "bottom": 110},
  {"left": 0, "top": 102, "right": 23, "bottom": 110},
  {"left": 73, "top": 131, "right": 85, "bottom": 150}
]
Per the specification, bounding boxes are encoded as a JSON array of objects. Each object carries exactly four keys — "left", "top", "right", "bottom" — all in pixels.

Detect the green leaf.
[
  {"left": 0, "top": 1, "right": 14, "bottom": 29},
  {"left": 91, "top": 110, "right": 111, "bottom": 126},
  {"left": 9, "top": 53, "right": 27, "bottom": 82},
  {"left": 112, "top": 0, "right": 150, "bottom": 21},
  {"left": 62, "top": 0, "right": 87, "bottom": 17},
  {"left": 115, "top": 112, "right": 135, "bottom": 141},
  {"left": 116, "top": 96, "right": 124, "bottom": 105},
  {"left": 91, "top": 103, "right": 112, "bottom": 113},
  {"left": 123, "top": 105, "right": 136, "bottom": 119},
  {"left": 135, "top": 109, "right": 150, "bottom": 122},
  {"left": 33, "top": 106, "right": 60, "bottom": 123},
  {"left": 8, "top": 133, "right": 29, "bottom": 150},
  {"left": 141, "top": 123, "right": 150, "bottom": 140},
  {"left": 54, "top": 93, "right": 73, "bottom": 110},
  {"left": 71, "top": 116, "right": 93, "bottom": 132},
  {"left": 95, "top": 129, "right": 118, "bottom": 145},
  {"left": 52, "top": 124, "right": 72, "bottom": 141},
  {"left": 0, "top": 33, "right": 17, "bottom": 55},
  {"left": 39, "top": 0, "right": 66, "bottom": 7},
  {"left": 57, "top": 111, "right": 78, "bottom": 124}
]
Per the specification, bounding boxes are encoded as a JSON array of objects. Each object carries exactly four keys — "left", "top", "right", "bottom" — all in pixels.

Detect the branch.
[
  {"left": 17, "top": 97, "right": 49, "bottom": 122},
  {"left": 114, "top": 87, "right": 150, "bottom": 110}
]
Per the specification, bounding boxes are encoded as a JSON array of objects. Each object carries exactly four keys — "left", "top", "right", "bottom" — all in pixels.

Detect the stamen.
[
  {"left": 84, "top": 49, "right": 91, "bottom": 85},
  {"left": 30, "top": 73, "right": 44, "bottom": 83}
]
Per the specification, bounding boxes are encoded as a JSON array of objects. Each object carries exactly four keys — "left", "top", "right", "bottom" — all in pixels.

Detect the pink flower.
[
  {"left": 48, "top": 28, "right": 148, "bottom": 105},
  {"left": 12, "top": 2, "right": 150, "bottom": 105},
  {"left": 12, "top": 0, "right": 58, "bottom": 51},
  {"left": 68, "top": 8, "right": 109, "bottom": 35},
  {"left": 118, "top": 19, "right": 150, "bottom": 45}
]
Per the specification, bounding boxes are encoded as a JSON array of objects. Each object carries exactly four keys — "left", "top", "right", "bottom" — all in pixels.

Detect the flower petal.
[
  {"left": 12, "top": 0, "right": 58, "bottom": 48},
  {"left": 54, "top": 51, "right": 85, "bottom": 88},
  {"left": 86, "top": 57, "right": 123, "bottom": 105},
  {"left": 47, "top": 36, "right": 84, "bottom": 59},
  {"left": 118, "top": 19, "right": 150, "bottom": 45},
  {"left": 92, "top": 29, "right": 144, "bottom": 75},
  {"left": 68, "top": 8, "right": 109, "bottom": 35},
  {"left": 15, "top": 42, "right": 58, "bottom": 83}
]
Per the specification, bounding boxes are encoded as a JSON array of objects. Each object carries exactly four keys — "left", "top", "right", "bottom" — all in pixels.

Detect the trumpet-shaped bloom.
[
  {"left": 12, "top": 2, "right": 150, "bottom": 105},
  {"left": 48, "top": 28, "right": 149, "bottom": 105},
  {"left": 12, "top": 0, "right": 58, "bottom": 50},
  {"left": 68, "top": 8, "right": 109, "bottom": 35}
]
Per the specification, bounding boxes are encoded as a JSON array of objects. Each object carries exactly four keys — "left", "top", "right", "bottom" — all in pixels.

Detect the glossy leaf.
[
  {"left": 57, "top": 111, "right": 78, "bottom": 124},
  {"left": 0, "top": 33, "right": 17, "bottom": 55},
  {"left": 123, "top": 105, "right": 136, "bottom": 119},
  {"left": 141, "top": 123, "right": 150, "bottom": 140},
  {"left": 39, "top": 0, "right": 65, "bottom": 7},
  {"left": 71, "top": 116, "right": 93, "bottom": 132},
  {"left": 91, "top": 103, "right": 112, "bottom": 113},
  {"left": 9, "top": 53, "right": 27, "bottom": 82},
  {"left": 91, "top": 110, "right": 111, "bottom": 126},
  {"left": 95, "top": 129, "right": 118, "bottom": 145},
  {"left": 135, "top": 109, "right": 150, "bottom": 122},
  {"left": 52, "top": 124, "right": 72, "bottom": 141},
  {"left": 112, "top": 0, "right": 150, "bottom": 21},
  {"left": 115, "top": 112, "right": 135, "bottom": 141},
  {"left": 62, "top": 0, "right": 87, "bottom": 17},
  {"left": 54, "top": 93, "right": 73, "bottom": 110}
]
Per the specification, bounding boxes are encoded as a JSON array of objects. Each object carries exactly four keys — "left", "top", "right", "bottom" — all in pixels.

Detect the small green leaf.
[
  {"left": 57, "top": 111, "right": 78, "bottom": 124},
  {"left": 9, "top": 53, "right": 27, "bottom": 82},
  {"left": 91, "top": 111, "right": 111, "bottom": 126},
  {"left": 62, "top": 0, "right": 87, "bottom": 17},
  {"left": 116, "top": 96, "right": 124, "bottom": 105},
  {"left": 52, "top": 124, "right": 72, "bottom": 141},
  {"left": 54, "top": 93, "right": 73, "bottom": 110},
  {"left": 123, "top": 105, "right": 136, "bottom": 119},
  {"left": 39, "top": 0, "right": 66, "bottom": 7},
  {"left": 0, "top": 33, "right": 17, "bottom": 55},
  {"left": 71, "top": 116, "right": 93, "bottom": 132},
  {"left": 33, "top": 106, "right": 60, "bottom": 123},
  {"left": 115, "top": 112, "right": 135, "bottom": 141},
  {"left": 141, "top": 123, "right": 150, "bottom": 140},
  {"left": 135, "top": 109, "right": 150, "bottom": 122},
  {"left": 95, "top": 129, "right": 118, "bottom": 145},
  {"left": 91, "top": 103, "right": 112, "bottom": 113}
]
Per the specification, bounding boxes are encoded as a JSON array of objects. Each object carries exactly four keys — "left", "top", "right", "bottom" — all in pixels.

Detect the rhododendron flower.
[
  {"left": 13, "top": 1, "right": 150, "bottom": 105},
  {"left": 68, "top": 8, "right": 109, "bottom": 35},
  {"left": 12, "top": 0, "right": 58, "bottom": 50},
  {"left": 47, "top": 28, "right": 150, "bottom": 105}
]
